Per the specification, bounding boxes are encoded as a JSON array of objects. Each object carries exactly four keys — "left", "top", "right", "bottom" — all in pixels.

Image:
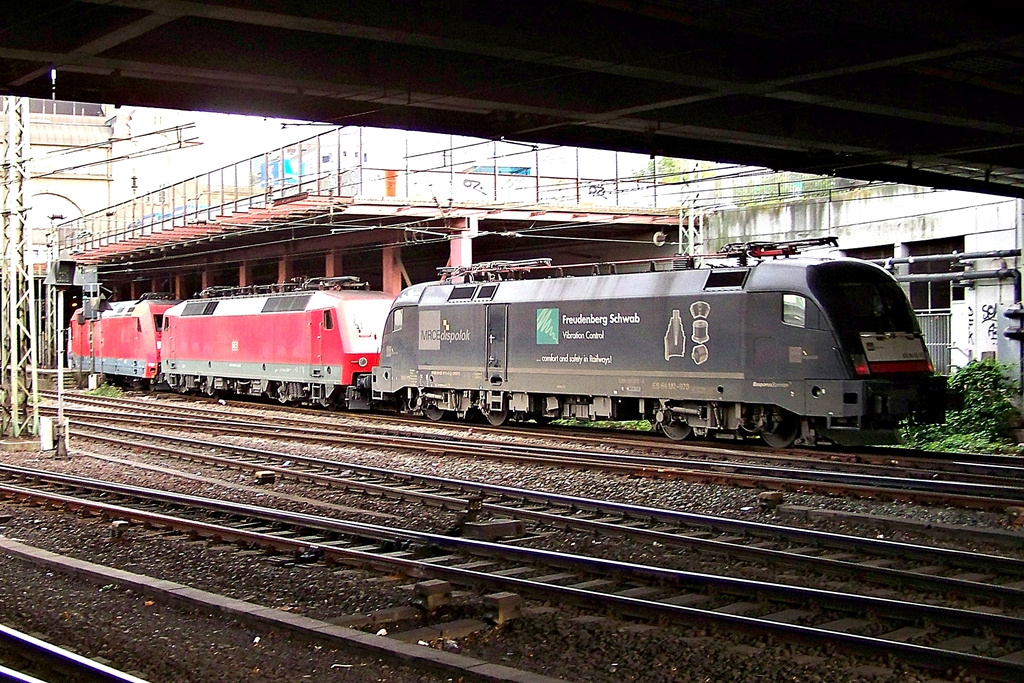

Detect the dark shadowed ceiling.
[{"left": 4, "top": 1, "right": 1024, "bottom": 197}]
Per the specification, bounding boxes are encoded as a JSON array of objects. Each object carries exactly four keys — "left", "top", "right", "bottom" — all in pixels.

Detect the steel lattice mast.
[{"left": 1, "top": 96, "right": 38, "bottom": 438}]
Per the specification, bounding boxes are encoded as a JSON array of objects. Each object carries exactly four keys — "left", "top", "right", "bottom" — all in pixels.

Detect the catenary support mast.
[{"left": 1, "top": 96, "right": 38, "bottom": 438}]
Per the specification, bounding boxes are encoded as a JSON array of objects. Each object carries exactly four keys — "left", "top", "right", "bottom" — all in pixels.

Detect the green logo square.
[{"left": 536, "top": 308, "right": 559, "bottom": 345}]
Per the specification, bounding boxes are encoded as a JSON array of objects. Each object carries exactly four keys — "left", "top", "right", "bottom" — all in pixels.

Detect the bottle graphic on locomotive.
[
  {"left": 664, "top": 310, "right": 685, "bottom": 360},
  {"left": 372, "top": 256, "right": 946, "bottom": 447}
]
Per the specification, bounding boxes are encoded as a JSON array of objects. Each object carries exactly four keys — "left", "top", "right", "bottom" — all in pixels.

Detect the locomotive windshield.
[{"left": 808, "top": 262, "right": 919, "bottom": 351}]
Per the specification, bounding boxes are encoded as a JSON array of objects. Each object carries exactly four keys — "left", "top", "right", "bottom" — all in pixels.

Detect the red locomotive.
[
  {"left": 161, "top": 278, "right": 393, "bottom": 409},
  {"left": 68, "top": 295, "right": 177, "bottom": 387}
]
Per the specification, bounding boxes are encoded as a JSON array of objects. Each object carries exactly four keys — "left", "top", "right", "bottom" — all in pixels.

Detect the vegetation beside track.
[
  {"left": 904, "top": 360, "right": 1024, "bottom": 454},
  {"left": 83, "top": 384, "right": 123, "bottom": 398},
  {"left": 551, "top": 418, "right": 653, "bottom": 431}
]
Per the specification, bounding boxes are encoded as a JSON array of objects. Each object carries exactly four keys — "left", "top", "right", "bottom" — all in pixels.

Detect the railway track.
[
  {"left": 63, "top": 420, "right": 1024, "bottom": 606},
  {"left": 2, "top": 463, "right": 1023, "bottom": 681},
  {"left": 0, "top": 622, "right": 147, "bottom": 683},
  {"left": 141, "top": 391, "right": 1024, "bottom": 471},
  {"left": 52, "top": 390, "right": 1024, "bottom": 476},
  {"left": 41, "top": 393, "right": 1024, "bottom": 509}
]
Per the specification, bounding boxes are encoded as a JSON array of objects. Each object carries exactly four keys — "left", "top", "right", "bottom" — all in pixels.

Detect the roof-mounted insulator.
[
  {"left": 301, "top": 276, "right": 368, "bottom": 291},
  {"left": 438, "top": 258, "right": 553, "bottom": 282},
  {"left": 720, "top": 236, "right": 838, "bottom": 261}
]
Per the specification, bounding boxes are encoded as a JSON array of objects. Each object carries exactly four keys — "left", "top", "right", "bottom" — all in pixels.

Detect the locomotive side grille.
[
  {"left": 704, "top": 269, "right": 749, "bottom": 289},
  {"left": 262, "top": 294, "right": 312, "bottom": 313},
  {"left": 182, "top": 301, "right": 219, "bottom": 316}
]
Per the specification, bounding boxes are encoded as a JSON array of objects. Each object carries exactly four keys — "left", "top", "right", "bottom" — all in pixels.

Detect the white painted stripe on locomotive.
[
  {"left": 419, "top": 364, "right": 745, "bottom": 380},
  {"left": 165, "top": 290, "right": 388, "bottom": 317},
  {"left": 509, "top": 367, "right": 746, "bottom": 380},
  {"left": 165, "top": 359, "right": 345, "bottom": 383}
]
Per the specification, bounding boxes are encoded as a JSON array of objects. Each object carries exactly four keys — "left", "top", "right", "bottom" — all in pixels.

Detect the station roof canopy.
[{"left": 4, "top": 1, "right": 1024, "bottom": 198}]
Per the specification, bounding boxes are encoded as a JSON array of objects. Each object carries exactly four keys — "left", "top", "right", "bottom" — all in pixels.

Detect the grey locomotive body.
[{"left": 371, "top": 257, "right": 945, "bottom": 446}]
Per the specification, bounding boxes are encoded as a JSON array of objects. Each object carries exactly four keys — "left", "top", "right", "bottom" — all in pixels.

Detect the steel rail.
[
  {"left": 57, "top": 408, "right": 1024, "bottom": 510},
  {"left": 62, "top": 427, "right": 1024, "bottom": 609},
  {"left": 1, "top": 471, "right": 1023, "bottom": 682},
  {"left": 44, "top": 392, "right": 1024, "bottom": 476},
  {"left": 69, "top": 423, "right": 1024, "bottom": 574},
  {"left": 3, "top": 464, "right": 1024, "bottom": 634},
  {"left": 51, "top": 400, "right": 1024, "bottom": 490},
  {"left": 0, "top": 623, "right": 149, "bottom": 683}
]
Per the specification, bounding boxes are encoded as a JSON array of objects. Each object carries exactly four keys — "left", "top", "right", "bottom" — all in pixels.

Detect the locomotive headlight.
[{"left": 358, "top": 356, "right": 368, "bottom": 367}]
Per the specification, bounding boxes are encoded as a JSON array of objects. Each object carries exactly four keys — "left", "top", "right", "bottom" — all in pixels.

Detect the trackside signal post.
[{"left": 44, "top": 259, "right": 83, "bottom": 458}]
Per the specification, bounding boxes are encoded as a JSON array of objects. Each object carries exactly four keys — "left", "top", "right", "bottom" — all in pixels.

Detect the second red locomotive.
[
  {"left": 68, "top": 295, "right": 177, "bottom": 386},
  {"left": 161, "top": 278, "right": 394, "bottom": 409}
]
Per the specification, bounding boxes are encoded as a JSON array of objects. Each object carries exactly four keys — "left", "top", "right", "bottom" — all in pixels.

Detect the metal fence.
[{"left": 60, "top": 130, "right": 663, "bottom": 254}]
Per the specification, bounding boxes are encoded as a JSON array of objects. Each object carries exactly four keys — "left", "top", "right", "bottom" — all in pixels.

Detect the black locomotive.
[{"left": 371, "top": 243, "right": 946, "bottom": 447}]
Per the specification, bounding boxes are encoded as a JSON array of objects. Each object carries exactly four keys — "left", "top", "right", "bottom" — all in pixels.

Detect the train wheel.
[
  {"left": 484, "top": 408, "right": 509, "bottom": 426},
  {"left": 762, "top": 410, "right": 799, "bottom": 448},
  {"left": 423, "top": 405, "right": 445, "bottom": 421},
  {"left": 661, "top": 420, "right": 692, "bottom": 441}
]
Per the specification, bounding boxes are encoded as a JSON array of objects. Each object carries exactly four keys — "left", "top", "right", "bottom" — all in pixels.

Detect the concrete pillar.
[
  {"left": 201, "top": 269, "right": 213, "bottom": 291},
  {"left": 325, "top": 249, "right": 344, "bottom": 278},
  {"left": 382, "top": 245, "right": 403, "bottom": 296},
  {"left": 174, "top": 273, "right": 186, "bottom": 300},
  {"left": 277, "top": 254, "right": 294, "bottom": 285},
  {"left": 239, "top": 260, "right": 252, "bottom": 287},
  {"left": 449, "top": 217, "right": 478, "bottom": 270},
  {"left": 130, "top": 280, "right": 141, "bottom": 300},
  {"left": 893, "top": 242, "right": 911, "bottom": 283},
  {"left": 150, "top": 278, "right": 161, "bottom": 295}
]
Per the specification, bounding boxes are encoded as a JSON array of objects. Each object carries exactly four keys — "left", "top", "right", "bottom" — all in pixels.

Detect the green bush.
[{"left": 903, "top": 360, "right": 1023, "bottom": 454}]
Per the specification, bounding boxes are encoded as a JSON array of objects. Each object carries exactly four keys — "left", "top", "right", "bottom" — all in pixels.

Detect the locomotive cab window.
[
  {"left": 153, "top": 315, "right": 164, "bottom": 330},
  {"left": 782, "top": 294, "right": 806, "bottom": 327},
  {"left": 387, "top": 308, "right": 404, "bottom": 333},
  {"left": 323, "top": 310, "right": 334, "bottom": 330}
]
